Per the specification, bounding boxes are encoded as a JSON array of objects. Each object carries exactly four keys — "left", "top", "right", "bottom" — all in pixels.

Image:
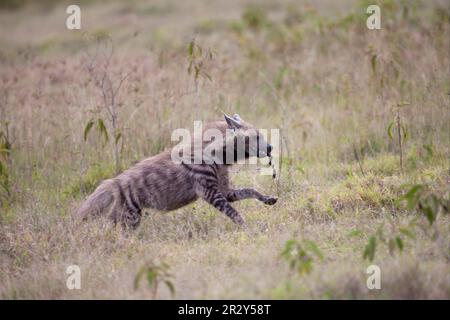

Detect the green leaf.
[
  {"left": 281, "top": 239, "right": 296, "bottom": 258},
  {"left": 401, "top": 124, "right": 408, "bottom": 141},
  {"left": 423, "top": 143, "right": 434, "bottom": 157},
  {"left": 363, "top": 236, "right": 377, "bottom": 262},
  {"left": 146, "top": 270, "right": 157, "bottom": 288},
  {"left": 429, "top": 195, "right": 440, "bottom": 215},
  {"left": 164, "top": 280, "right": 175, "bottom": 297},
  {"left": 371, "top": 54, "right": 377, "bottom": 73},
  {"left": 134, "top": 267, "right": 145, "bottom": 290},
  {"left": 397, "top": 101, "right": 410, "bottom": 107},
  {"left": 305, "top": 240, "right": 324, "bottom": 261},
  {"left": 97, "top": 118, "right": 109, "bottom": 144},
  {"left": 395, "top": 236, "right": 404, "bottom": 252},
  {"left": 442, "top": 198, "right": 449, "bottom": 214},
  {"left": 115, "top": 131, "right": 122, "bottom": 145},
  {"left": 188, "top": 39, "right": 194, "bottom": 57},
  {"left": 202, "top": 72, "right": 212, "bottom": 81},
  {"left": 387, "top": 121, "right": 394, "bottom": 140},
  {"left": 399, "top": 227, "right": 416, "bottom": 240},
  {"left": 402, "top": 185, "right": 423, "bottom": 209},
  {"left": 422, "top": 204, "right": 436, "bottom": 225},
  {"left": 84, "top": 119, "right": 94, "bottom": 141},
  {"left": 347, "top": 229, "right": 363, "bottom": 238},
  {"left": 194, "top": 66, "right": 200, "bottom": 80}
]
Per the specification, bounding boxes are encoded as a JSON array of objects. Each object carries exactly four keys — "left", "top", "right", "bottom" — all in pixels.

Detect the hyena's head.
[{"left": 222, "top": 113, "right": 273, "bottom": 162}]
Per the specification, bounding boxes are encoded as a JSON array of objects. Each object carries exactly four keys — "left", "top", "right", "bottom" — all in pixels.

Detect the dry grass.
[{"left": 0, "top": 0, "right": 449, "bottom": 299}]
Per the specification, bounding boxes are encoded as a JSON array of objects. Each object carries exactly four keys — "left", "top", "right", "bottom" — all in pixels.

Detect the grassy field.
[{"left": 0, "top": 0, "right": 449, "bottom": 299}]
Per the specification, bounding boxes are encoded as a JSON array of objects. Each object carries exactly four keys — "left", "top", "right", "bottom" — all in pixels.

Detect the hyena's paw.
[
  {"left": 263, "top": 196, "right": 278, "bottom": 205},
  {"left": 233, "top": 215, "right": 246, "bottom": 226}
]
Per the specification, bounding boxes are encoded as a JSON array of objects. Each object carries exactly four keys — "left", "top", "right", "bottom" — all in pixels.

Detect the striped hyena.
[{"left": 77, "top": 113, "right": 277, "bottom": 228}]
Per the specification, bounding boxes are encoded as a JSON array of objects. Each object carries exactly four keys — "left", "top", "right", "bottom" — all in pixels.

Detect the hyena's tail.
[{"left": 76, "top": 179, "right": 115, "bottom": 221}]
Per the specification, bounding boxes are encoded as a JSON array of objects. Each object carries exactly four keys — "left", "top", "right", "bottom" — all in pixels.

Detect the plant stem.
[{"left": 396, "top": 112, "right": 403, "bottom": 172}]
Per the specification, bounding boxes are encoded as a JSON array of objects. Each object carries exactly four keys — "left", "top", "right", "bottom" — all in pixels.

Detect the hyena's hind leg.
[
  {"left": 110, "top": 207, "right": 142, "bottom": 229},
  {"left": 109, "top": 187, "right": 142, "bottom": 229},
  {"left": 121, "top": 208, "right": 142, "bottom": 229},
  {"left": 225, "top": 188, "right": 278, "bottom": 205}
]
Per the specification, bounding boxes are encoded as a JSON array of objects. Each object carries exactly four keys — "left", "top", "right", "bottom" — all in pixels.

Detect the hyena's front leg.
[
  {"left": 196, "top": 183, "right": 245, "bottom": 225},
  {"left": 225, "top": 188, "right": 278, "bottom": 205}
]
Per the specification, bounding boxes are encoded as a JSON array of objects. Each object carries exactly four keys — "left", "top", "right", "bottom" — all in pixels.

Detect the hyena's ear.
[{"left": 224, "top": 113, "right": 242, "bottom": 130}]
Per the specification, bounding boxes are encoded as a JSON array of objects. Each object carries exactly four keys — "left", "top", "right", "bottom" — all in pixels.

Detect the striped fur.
[{"left": 76, "top": 115, "right": 277, "bottom": 229}]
